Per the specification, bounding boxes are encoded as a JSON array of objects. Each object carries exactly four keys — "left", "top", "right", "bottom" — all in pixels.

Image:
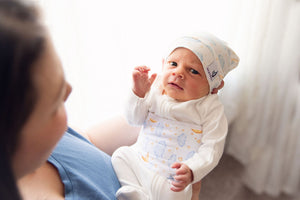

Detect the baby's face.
[{"left": 161, "top": 47, "right": 209, "bottom": 102}]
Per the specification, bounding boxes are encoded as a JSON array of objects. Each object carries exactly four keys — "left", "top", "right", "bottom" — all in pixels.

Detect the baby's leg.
[
  {"left": 112, "top": 146, "right": 150, "bottom": 200},
  {"left": 151, "top": 174, "right": 192, "bottom": 200},
  {"left": 191, "top": 181, "right": 201, "bottom": 200}
]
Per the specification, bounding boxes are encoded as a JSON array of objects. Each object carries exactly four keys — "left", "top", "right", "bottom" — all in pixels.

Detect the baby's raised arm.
[{"left": 132, "top": 66, "right": 157, "bottom": 98}]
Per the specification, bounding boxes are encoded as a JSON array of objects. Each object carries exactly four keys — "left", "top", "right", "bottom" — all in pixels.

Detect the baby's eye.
[
  {"left": 169, "top": 61, "right": 177, "bottom": 67},
  {"left": 190, "top": 69, "right": 199, "bottom": 74}
]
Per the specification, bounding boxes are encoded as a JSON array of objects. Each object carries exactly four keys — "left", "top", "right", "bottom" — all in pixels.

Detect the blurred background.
[{"left": 36, "top": 0, "right": 300, "bottom": 199}]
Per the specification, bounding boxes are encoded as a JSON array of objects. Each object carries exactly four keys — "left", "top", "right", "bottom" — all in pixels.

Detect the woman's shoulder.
[
  {"left": 48, "top": 127, "right": 120, "bottom": 200},
  {"left": 67, "top": 126, "right": 92, "bottom": 142},
  {"left": 18, "top": 162, "right": 64, "bottom": 200}
]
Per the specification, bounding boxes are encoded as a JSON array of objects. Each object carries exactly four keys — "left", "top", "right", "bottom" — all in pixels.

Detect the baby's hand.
[
  {"left": 132, "top": 66, "right": 157, "bottom": 98},
  {"left": 170, "top": 162, "right": 193, "bottom": 192}
]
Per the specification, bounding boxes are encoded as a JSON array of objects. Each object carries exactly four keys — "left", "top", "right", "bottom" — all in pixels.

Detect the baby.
[{"left": 112, "top": 32, "right": 239, "bottom": 200}]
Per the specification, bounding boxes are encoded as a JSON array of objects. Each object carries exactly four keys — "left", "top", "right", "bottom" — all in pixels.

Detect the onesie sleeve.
[
  {"left": 183, "top": 95, "right": 227, "bottom": 184},
  {"left": 124, "top": 89, "right": 151, "bottom": 126}
]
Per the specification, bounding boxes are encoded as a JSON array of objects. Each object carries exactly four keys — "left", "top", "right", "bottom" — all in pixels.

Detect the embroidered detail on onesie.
[
  {"left": 135, "top": 113, "right": 203, "bottom": 178},
  {"left": 192, "top": 129, "right": 202, "bottom": 134}
]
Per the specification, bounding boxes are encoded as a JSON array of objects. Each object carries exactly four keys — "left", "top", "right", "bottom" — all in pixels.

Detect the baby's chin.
[
  {"left": 163, "top": 91, "right": 187, "bottom": 102},
  {"left": 162, "top": 86, "right": 203, "bottom": 102},
  {"left": 164, "top": 90, "right": 208, "bottom": 102}
]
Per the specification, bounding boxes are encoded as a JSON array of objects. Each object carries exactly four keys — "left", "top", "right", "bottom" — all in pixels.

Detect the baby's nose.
[{"left": 172, "top": 68, "right": 184, "bottom": 79}]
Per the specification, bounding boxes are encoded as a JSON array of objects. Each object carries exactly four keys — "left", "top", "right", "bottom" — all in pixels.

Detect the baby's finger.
[
  {"left": 170, "top": 185, "right": 185, "bottom": 192},
  {"left": 149, "top": 73, "right": 157, "bottom": 84},
  {"left": 174, "top": 174, "right": 188, "bottom": 182},
  {"left": 171, "top": 180, "right": 186, "bottom": 188},
  {"left": 176, "top": 168, "right": 186, "bottom": 175},
  {"left": 135, "top": 66, "right": 150, "bottom": 72},
  {"left": 171, "top": 162, "right": 182, "bottom": 169},
  {"left": 176, "top": 166, "right": 189, "bottom": 175}
]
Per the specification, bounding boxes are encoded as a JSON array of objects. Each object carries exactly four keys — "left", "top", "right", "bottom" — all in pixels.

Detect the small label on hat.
[{"left": 206, "top": 61, "right": 218, "bottom": 81}]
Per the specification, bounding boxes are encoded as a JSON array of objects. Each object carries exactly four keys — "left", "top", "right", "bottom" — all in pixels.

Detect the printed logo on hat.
[
  {"left": 206, "top": 61, "right": 218, "bottom": 81},
  {"left": 211, "top": 71, "right": 218, "bottom": 78}
]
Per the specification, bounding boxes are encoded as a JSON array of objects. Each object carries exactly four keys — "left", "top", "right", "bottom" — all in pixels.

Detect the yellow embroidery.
[
  {"left": 141, "top": 152, "right": 149, "bottom": 162},
  {"left": 192, "top": 129, "right": 203, "bottom": 134},
  {"left": 149, "top": 118, "right": 157, "bottom": 123}
]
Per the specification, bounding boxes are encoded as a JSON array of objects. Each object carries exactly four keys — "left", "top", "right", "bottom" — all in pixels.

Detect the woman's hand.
[
  {"left": 170, "top": 162, "right": 193, "bottom": 192},
  {"left": 132, "top": 66, "right": 157, "bottom": 98}
]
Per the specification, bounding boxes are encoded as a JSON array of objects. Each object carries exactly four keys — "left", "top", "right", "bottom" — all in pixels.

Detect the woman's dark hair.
[{"left": 0, "top": 0, "right": 46, "bottom": 199}]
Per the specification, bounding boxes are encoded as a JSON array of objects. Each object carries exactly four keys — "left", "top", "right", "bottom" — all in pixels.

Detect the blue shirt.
[{"left": 48, "top": 127, "right": 120, "bottom": 200}]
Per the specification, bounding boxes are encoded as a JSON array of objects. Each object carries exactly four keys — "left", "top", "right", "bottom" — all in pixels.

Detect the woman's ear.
[{"left": 162, "top": 58, "right": 165, "bottom": 69}]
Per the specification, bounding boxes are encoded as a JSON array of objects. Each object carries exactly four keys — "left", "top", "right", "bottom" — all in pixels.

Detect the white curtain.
[
  {"left": 221, "top": 0, "right": 300, "bottom": 197},
  {"left": 37, "top": 0, "right": 300, "bottom": 197},
  {"left": 37, "top": 0, "right": 239, "bottom": 128}
]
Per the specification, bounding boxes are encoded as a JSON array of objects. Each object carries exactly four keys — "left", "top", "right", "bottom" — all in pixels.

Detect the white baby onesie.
[
  {"left": 112, "top": 85, "right": 228, "bottom": 200},
  {"left": 135, "top": 112, "right": 203, "bottom": 180}
]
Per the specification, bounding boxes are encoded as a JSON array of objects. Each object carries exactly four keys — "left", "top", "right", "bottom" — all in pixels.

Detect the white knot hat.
[{"left": 165, "top": 32, "right": 239, "bottom": 92}]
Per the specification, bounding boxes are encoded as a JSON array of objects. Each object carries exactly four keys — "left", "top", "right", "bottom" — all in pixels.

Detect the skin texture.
[
  {"left": 161, "top": 48, "right": 210, "bottom": 102},
  {"left": 13, "top": 36, "right": 72, "bottom": 179}
]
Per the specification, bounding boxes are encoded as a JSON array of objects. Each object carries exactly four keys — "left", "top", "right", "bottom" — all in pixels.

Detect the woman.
[
  {"left": 0, "top": 1, "right": 138, "bottom": 199},
  {"left": 0, "top": 0, "right": 72, "bottom": 199}
]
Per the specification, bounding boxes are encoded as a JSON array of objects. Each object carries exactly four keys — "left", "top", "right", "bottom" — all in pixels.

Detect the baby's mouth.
[{"left": 168, "top": 82, "right": 183, "bottom": 90}]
